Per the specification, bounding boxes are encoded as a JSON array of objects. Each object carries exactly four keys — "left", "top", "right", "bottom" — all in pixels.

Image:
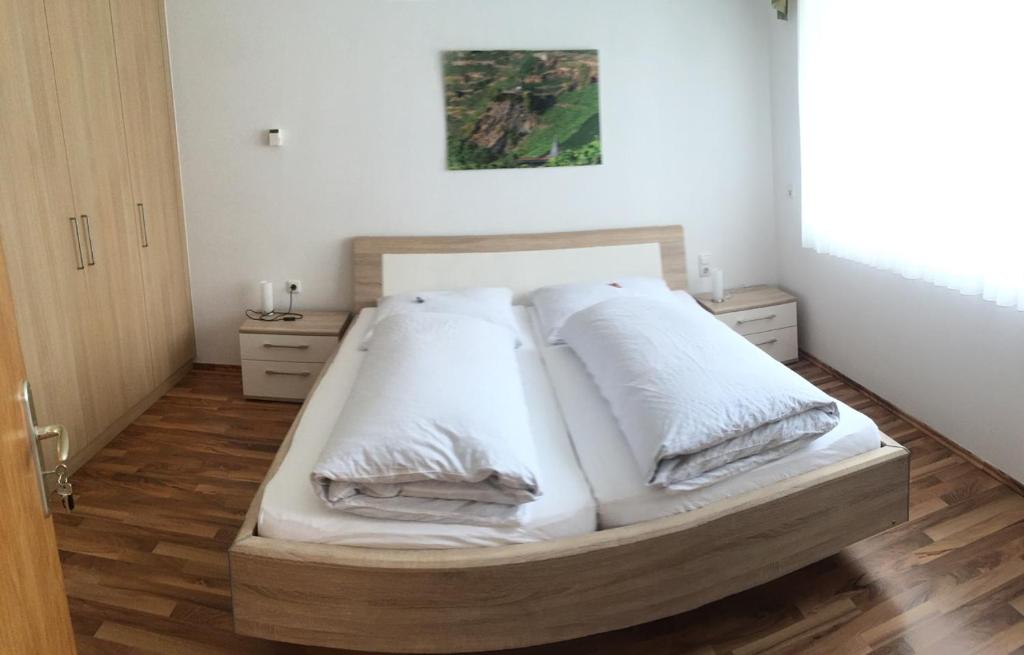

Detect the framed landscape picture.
[{"left": 443, "top": 50, "right": 601, "bottom": 170}]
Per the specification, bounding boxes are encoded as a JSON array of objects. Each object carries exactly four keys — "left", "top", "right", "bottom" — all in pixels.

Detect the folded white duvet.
[
  {"left": 311, "top": 312, "right": 541, "bottom": 525},
  {"left": 560, "top": 295, "right": 840, "bottom": 490}
]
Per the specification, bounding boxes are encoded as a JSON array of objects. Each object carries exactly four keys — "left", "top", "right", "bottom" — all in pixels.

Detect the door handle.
[
  {"left": 81, "top": 215, "right": 96, "bottom": 265},
  {"left": 137, "top": 203, "right": 149, "bottom": 248},
  {"left": 69, "top": 217, "right": 85, "bottom": 270},
  {"left": 20, "top": 380, "right": 73, "bottom": 517}
]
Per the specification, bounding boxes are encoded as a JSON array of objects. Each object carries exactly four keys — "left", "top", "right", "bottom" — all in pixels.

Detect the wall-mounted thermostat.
[{"left": 268, "top": 128, "right": 283, "bottom": 147}]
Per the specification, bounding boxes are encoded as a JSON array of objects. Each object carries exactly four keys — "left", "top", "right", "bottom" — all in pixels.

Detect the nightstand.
[
  {"left": 239, "top": 311, "right": 351, "bottom": 402},
  {"left": 695, "top": 285, "right": 798, "bottom": 363}
]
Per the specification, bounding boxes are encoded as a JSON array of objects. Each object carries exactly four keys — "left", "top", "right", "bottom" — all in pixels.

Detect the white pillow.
[
  {"left": 360, "top": 287, "right": 520, "bottom": 350},
  {"left": 530, "top": 276, "right": 675, "bottom": 345}
]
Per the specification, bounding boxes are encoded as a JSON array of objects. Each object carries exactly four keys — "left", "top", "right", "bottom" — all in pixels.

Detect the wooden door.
[
  {"left": 110, "top": 0, "right": 196, "bottom": 382},
  {"left": 0, "top": 224, "right": 77, "bottom": 654},
  {"left": 0, "top": 0, "right": 90, "bottom": 466},
  {"left": 45, "top": 0, "right": 155, "bottom": 436}
]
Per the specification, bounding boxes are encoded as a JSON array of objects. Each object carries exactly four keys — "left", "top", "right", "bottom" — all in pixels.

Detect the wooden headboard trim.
[{"left": 350, "top": 225, "right": 686, "bottom": 310}]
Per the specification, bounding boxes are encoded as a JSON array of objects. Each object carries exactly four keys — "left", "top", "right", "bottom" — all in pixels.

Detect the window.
[{"left": 798, "top": 1, "right": 1024, "bottom": 309}]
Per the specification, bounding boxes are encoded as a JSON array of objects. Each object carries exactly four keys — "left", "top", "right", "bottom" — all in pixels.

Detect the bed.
[{"left": 229, "top": 225, "right": 909, "bottom": 653}]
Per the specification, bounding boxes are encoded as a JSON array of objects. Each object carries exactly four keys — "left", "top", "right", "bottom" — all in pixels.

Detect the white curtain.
[{"left": 798, "top": 1, "right": 1024, "bottom": 310}]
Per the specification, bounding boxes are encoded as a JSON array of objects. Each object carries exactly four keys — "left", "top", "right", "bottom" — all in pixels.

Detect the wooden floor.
[{"left": 55, "top": 360, "right": 1024, "bottom": 655}]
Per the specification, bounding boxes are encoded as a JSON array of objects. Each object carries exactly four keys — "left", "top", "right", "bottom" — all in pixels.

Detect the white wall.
[
  {"left": 165, "top": 0, "right": 778, "bottom": 364},
  {"left": 770, "top": 6, "right": 1024, "bottom": 481}
]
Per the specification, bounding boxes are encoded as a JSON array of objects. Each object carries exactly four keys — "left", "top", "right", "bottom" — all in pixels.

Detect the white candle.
[
  {"left": 711, "top": 269, "right": 725, "bottom": 302},
  {"left": 260, "top": 280, "right": 274, "bottom": 314}
]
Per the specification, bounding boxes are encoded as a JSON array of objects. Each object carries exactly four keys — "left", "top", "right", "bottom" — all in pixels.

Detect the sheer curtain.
[{"left": 798, "top": 1, "right": 1024, "bottom": 310}]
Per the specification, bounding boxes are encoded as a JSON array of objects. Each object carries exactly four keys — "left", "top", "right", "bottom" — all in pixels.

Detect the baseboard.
[
  {"left": 192, "top": 362, "right": 241, "bottom": 372},
  {"left": 799, "top": 350, "right": 1024, "bottom": 497},
  {"left": 67, "top": 360, "right": 194, "bottom": 474}
]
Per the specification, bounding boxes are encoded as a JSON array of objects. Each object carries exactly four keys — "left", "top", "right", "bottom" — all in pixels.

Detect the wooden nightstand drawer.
[
  {"left": 241, "top": 360, "right": 323, "bottom": 401},
  {"left": 240, "top": 333, "right": 338, "bottom": 363},
  {"left": 745, "top": 326, "right": 798, "bottom": 363},
  {"left": 718, "top": 302, "right": 797, "bottom": 336}
]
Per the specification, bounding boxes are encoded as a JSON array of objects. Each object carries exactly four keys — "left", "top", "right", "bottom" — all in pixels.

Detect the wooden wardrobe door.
[
  {"left": 110, "top": 0, "right": 195, "bottom": 382},
  {"left": 0, "top": 0, "right": 90, "bottom": 456},
  {"left": 45, "top": 0, "right": 155, "bottom": 433}
]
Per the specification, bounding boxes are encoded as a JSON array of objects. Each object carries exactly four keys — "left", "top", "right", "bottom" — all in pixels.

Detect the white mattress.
[
  {"left": 531, "top": 303, "right": 882, "bottom": 529},
  {"left": 257, "top": 307, "right": 597, "bottom": 548}
]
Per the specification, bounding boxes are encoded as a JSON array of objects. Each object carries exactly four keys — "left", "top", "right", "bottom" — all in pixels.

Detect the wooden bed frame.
[{"left": 230, "top": 225, "right": 909, "bottom": 653}]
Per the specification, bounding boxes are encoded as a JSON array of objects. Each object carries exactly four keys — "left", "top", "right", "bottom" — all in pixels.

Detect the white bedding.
[
  {"left": 529, "top": 276, "right": 674, "bottom": 345},
  {"left": 258, "top": 308, "right": 597, "bottom": 548},
  {"left": 559, "top": 294, "right": 840, "bottom": 489},
  {"left": 312, "top": 312, "right": 538, "bottom": 526},
  {"left": 533, "top": 302, "right": 881, "bottom": 529},
  {"left": 359, "top": 286, "right": 521, "bottom": 350}
]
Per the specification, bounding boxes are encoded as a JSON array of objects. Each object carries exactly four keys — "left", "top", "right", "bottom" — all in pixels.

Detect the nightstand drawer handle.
[
  {"left": 265, "top": 369, "right": 312, "bottom": 377},
  {"left": 736, "top": 313, "right": 776, "bottom": 325},
  {"left": 263, "top": 343, "right": 310, "bottom": 350},
  {"left": 753, "top": 338, "right": 778, "bottom": 347}
]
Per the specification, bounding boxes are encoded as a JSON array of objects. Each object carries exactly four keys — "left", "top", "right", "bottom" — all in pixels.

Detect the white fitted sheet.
[
  {"left": 531, "top": 304, "right": 882, "bottom": 529},
  {"left": 257, "top": 307, "right": 597, "bottom": 549}
]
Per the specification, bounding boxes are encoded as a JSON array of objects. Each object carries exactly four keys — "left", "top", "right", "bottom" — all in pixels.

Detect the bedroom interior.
[{"left": 0, "top": 1, "right": 1021, "bottom": 654}]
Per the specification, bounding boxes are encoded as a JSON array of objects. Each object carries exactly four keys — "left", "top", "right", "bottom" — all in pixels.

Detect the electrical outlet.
[
  {"left": 698, "top": 253, "right": 712, "bottom": 278},
  {"left": 286, "top": 279, "right": 303, "bottom": 294}
]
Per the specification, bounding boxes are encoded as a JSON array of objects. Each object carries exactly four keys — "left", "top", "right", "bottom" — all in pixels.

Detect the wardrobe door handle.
[
  {"left": 137, "top": 203, "right": 149, "bottom": 248},
  {"left": 69, "top": 217, "right": 85, "bottom": 270},
  {"left": 81, "top": 215, "right": 95, "bottom": 265}
]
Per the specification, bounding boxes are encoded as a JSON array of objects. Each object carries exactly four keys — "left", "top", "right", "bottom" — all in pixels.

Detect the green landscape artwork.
[{"left": 443, "top": 50, "right": 601, "bottom": 170}]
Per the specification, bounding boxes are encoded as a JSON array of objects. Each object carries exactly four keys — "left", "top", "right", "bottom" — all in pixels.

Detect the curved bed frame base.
[
  {"left": 231, "top": 437, "right": 907, "bottom": 653},
  {"left": 229, "top": 226, "right": 910, "bottom": 653}
]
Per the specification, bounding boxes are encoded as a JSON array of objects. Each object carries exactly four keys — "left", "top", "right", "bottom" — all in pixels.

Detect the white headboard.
[
  {"left": 351, "top": 225, "right": 686, "bottom": 309},
  {"left": 381, "top": 243, "right": 662, "bottom": 303}
]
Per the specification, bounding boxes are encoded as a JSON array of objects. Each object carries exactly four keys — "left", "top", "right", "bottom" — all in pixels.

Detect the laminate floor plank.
[{"left": 55, "top": 361, "right": 1024, "bottom": 654}]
